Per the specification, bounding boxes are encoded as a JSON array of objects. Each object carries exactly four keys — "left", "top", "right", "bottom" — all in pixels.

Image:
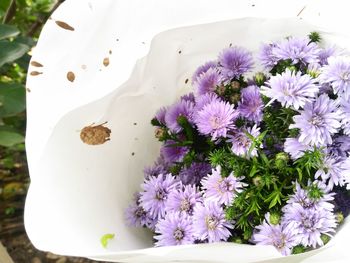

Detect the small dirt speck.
[
  {"left": 109, "top": 50, "right": 112, "bottom": 55},
  {"left": 30, "top": 71, "right": 42, "bottom": 76},
  {"left": 133, "top": 122, "right": 137, "bottom": 125},
  {"left": 178, "top": 50, "right": 182, "bottom": 54},
  {"left": 67, "top": 71, "right": 75, "bottom": 82},
  {"left": 185, "top": 78, "right": 189, "bottom": 84},
  {"left": 31, "top": 61, "right": 43, "bottom": 67},
  {"left": 103, "top": 57, "right": 110, "bottom": 67},
  {"left": 131, "top": 152, "right": 135, "bottom": 156},
  {"left": 81, "top": 64, "right": 87, "bottom": 70},
  {"left": 27, "top": 88, "right": 31, "bottom": 92},
  {"left": 55, "top": 20, "right": 75, "bottom": 31},
  {"left": 80, "top": 122, "right": 111, "bottom": 145}
]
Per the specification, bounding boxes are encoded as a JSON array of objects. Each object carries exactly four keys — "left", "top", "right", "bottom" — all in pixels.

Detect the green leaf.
[
  {"left": 0, "top": 83, "right": 26, "bottom": 116},
  {"left": 0, "top": 40, "right": 30, "bottom": 67},
  {"left": 0, "top": 130, "right": 24, "bottom": 147},
  {"left": 100, "top": 233, "right": 115, "bottom": 248},
  {"left": 0, "top": 24, "right": 20, "bottom": 40}
]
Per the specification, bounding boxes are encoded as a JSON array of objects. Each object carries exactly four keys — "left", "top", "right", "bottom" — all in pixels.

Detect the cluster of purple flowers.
[{"left": 126, "top": 33, "right": 350, "bottom": 256}]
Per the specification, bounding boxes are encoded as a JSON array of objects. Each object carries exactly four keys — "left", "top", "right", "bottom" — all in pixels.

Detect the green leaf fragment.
[{"left": 100, "top": 233, "right": 115, "bottom": 248}]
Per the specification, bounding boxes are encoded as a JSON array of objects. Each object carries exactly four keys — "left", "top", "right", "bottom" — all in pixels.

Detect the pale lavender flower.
[
  {"left": 238, "top": 85, "right": 264, "bottom": 122},
  {"left": 193, "top": 201, "right": 233, "bottom": 242},
  {"left": 180, "top": 92, "right": 195, "bottom": 103},
  {"left": 195, "top": 99, "right": 238, "bottom": 140},
  {"left": 261, "top": 69, "right": 319, "bottom": 110},
  {"left": 285, "top": 182, "right": 334, "bottom": 212},
  {"left": 282, "top": 203, "right": 337, "bottom": 248},
  {"left": 340, "top": 157, "right": 350, "bottom": 190},
  {"left": 165, "top": 100, "right": 194, "bottom": 133},
  {"left": 125, "top": 203, "right": 154, "bottom": 228},
  {"left": 227, "top": 125, "right": 261, "bottom": 157},
  {"left": 201, "top": 166, "right": 246, "bottom": 206},
  {"left": 315, "top": 154, "right": 347, "bottom": 190},
  {"left": 284, "top": 137, "right": 312, "bottom": 160},
  {"left": 192, "top": 61, "right": 218, "bottom": 83},
  {"left": 290, "top": 94, "right": 341, "bottom": 147},
  {"left": 319, "top": 56, "right": 350, "bottom": 100},
  {"left": 273, "top": 37, "right": 321, "bottom": 65},
  {"left": 340, "top": 99, "right": 350, "bottom": 135},
  {"left": 140, "top": 174, "right": 180, "bottom": 219},
  {"left": 143, "top": 164, "right": 167, "bottom": 178},
  {"left": 218, "top": 46, "right": 254, "bottom": 82},
  {"left": 330, "top": 135, "right": 350, "bottom": 157},
  {"left": 194, "top": 92, "right": 220, "bottom": 112},
  {"left": 154, "top": 211, "right": 195, "bottom": 246},
  {"left": 194, "top": 68, "right": 221, "bottom": 96},
  {"left": 161, "top": 140, "right": 189, "bottom": 163},
  {"left": 318, "top": 46, "right": 337, "bottom": 65},
  {"left": 179, "top": 162, "right": 212, "bottom": 185},
  {"left": 155, "top": 107, "right": 167, "bottom": 125},
  {"left": 252, "top": 213, "right": 298, "bottom": 256},
  {"left": 167, "top": 184, "right": 202, "bottom": 215},
  {"left": 259, "top": 43, "right": 279, "bottom": 69}
]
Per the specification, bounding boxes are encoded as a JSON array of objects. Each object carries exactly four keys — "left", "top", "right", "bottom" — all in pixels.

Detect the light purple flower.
[
  {"left": 201, "top": 166, "right": 246, "bottom": 206},
  {"left": 238, "top": 85, "right": 264, "bottom": 122},
  {"left": 259, "top": 43, "right": 279, "bottom": 69},
  {"left": 218, "top": 46, "right": 254, "bottom": 83},
  {"left": 319, "top": 56, "right": 350, "bottom": 100},
  {"left": 154, "top": 211, "right": 195, "bottom": 246},
  {"left": 261, "top": 69, "right": 319, "bottom": 110},
  {"left": 161, "top": 140, "right": 189, "bottom": 163},
  {"left": 165, "top": 100, "right": 194, "bottom": 133},
  {"left": 315, "top": 154, "right": 347, "bottom": 190},
  {"left": 340, "top": 99, "right": 350, "bottom": 135},
  {"left": 195, "top": 99, "right": 238, "bottom": 140},
  {"left": 179, "top": 162, "right": 212, "bottom": 185},
  {"left": 290, "top": 94, "right": 341, "bottom": 147},
  {"left": 194, "top": 92, "right": 220, "bottom": 112},
  {"left": 194, "top": 68, "right": 221, "bottom": 96},
  {"left": 273, "top": 37, "right": 320, "bottom": 65},
  {"left": 318, "top": 46, "right": 337, "bottom": 65},
  {"left": 167, "top": 184, "right": 202, "bottom": 215},
  {"left": 180, "top": 92, "right": 195, "bottom": 103},
  {"left": 143, "top": 164, "right": 167, "bottom": 179},
  {"left": 284, "top": 137, "right": 312, "bottom": 160},
  {"left": 329, "top": 135, "right": 350, "bottom": 158},
  {"left": 140, "top": 174, "right": 180, "bottom": 219},
  {"left": 192, "top": 61, "right": 218, "bottom": 83},
  {"left": 125, "top": 203, "right": 154, "bottom": 228},
  {"left": 193, "top": 201, "right": 233, "bottom": 242},
  {"left": 155, "top": 107, "right": 167, "bottom": 125},
  {"left": 340, "top": 157, "right": 350, "bottom": 190},
  {"left": 282, "top": 203, "right": 337, "bottom": 248},
  {"left": 252, "top": 213, "right": 298, "bottom": 256},
  {"left": 227, "top": 125, "right": 260, "bottom": 157}
]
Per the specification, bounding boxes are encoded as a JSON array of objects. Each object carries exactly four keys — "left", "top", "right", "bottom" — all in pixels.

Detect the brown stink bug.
[{"left": 80, "top": 122, "right": 111, "bottom": 145}]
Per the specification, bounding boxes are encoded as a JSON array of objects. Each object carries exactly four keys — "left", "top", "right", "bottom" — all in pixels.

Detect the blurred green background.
[{"left": 0, "top": 1, "right": 100, "bottom": 262}]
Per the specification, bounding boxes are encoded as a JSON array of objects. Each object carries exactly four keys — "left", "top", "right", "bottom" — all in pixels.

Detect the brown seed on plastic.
[
  {"left": 30, "top": 71, "right": 42, "bottom": 76},
  {"left": 80, "top": 122, "right": 111, "bottom": 145},
  {"left": 103, "top": 57, "right": 110, "bottom": 67},
  {"left": 67, "top": 71, "right": 75, "bottom": 82},
  {"left": 55, "top": 20, "right": 75, "bottom": 31},
  {"left": 185, "top": 78, "right": 189, "bottom": 84},
  {"left": 31, "top": 61, "right": 43, "bottom": 67}
]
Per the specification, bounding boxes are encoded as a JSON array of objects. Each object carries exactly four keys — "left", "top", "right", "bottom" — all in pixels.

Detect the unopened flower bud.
[
  {"left": 253, "top": 176, "right": 262, "bottom": 187},
  {"left": 292, "top": 245, "right": 306, "bottom": 255},
  {"left": 269, "top": 212, "right": 281, "bottom": 225},
  {"left": 336, "top": 212, "right": 344, "bottom": 224},
  {"left": 230, "top": 94, "right": 240, "bottom": 104},
  {"left": 216, "top": 85, "right": 226, "bottom": 96},
  {"left": 231, "top": 81, "right": 240, "bottom": 90},
  {"left": 254, "top": 72, "right": 266, "bottom": 86},
  {"left": 287, "top": 65, "right": 297, "bottom": 72},
  {"left": 233, "top": 237, "right": 243, "bottom": 244},
  {"left": 155, "top": 127, "right": 166, "bottom": 139},
  {"left": 321, "top": 234, "right": 331, "bottom": 245},
  {"left": 275, "top": 152, "right": 289, "bottom": 169}
]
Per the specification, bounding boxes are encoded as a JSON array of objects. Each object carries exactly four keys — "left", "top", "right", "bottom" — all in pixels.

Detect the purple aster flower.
[
  {"left": 285, "top": 182, "right": 334, "bottom": 212},
  {"left": 282, "top": 203, "right": 337, "bottom": 248},
  {"left": 125, "top": 203, "right": 154, "bottom": 228},
  {"left": 290, "top": 94, "right": 341, "bottom": 147},
  {"left": 318, "top": 46, "right": 337, "bottom": 66},
  {"left": 238, "top": 85, "right": 264, "bottom": 122},
  {"left": 261, "top": 69, "right": 319, "bottom": 110},
  {"left": 167, "top": 184, "right": 202, "bottom": 215},
  {"left": 179, "top": 162, "right": 212, "bottom": 185},
  {"left": 140, "top": 173, "right": 180, "bottom": 219},
  {"left": 218, "top": 46, "right": 254, "bottom": 83},
  {"left": 201, "top": 166, "right": 246, "bottom": 206},
  {"left": 340, "top": 157, "right": 350, "bottom": 190},
  {"left": 319, "top": 56, "right": 350, "bottom": 100},
  {"left": 284, "top": 137, "right": 312, "bottom": 160},
  {"left": 329, "top": 135, "right": 350, "bottom": 157},
  {"left": 155, "top": 107, "right": 167, "bottom": 125},
  {"left": 273, "top": 37, "right": 321, "bottom": 65},
  {"left": 252, "top": 213, "right": 298, "bottom": 256},
  {"left": 259, "top": 43, "right": 279, "bottom": 69},
  {"left": 194, "top": 92, "right": 220, "bottom": 112},
  {"left": 340, "top": 99, "right": 350, "bottom": 135},
  {"left": 161, "top": 140, "right": 189, "bottom": 163},
  {"left": 193, "top": 201, "right": 233, "bottom": 242},
  {"left": 194, "top": 99, "right": 238, "bottom": 140},
  {"left": 180, "top": 92, "right": 195, "bottom": 103},
  {"left": 192, "top": 61, "right": 218, "bottom": 83},
  {"left": 315, "top": 154, "right": 347, "bottom": 190},
  {"left": 227, "top": 125, "right": 261, "bottom": 157},
  {"left": 143, "top": 164, "right": 167, "bottom": 179},
  {"left": 165, "top": 100, "right": 194, "bottom": 133},
  {"left": 154, "top": 211, "right": 195, "bottom": 246},
  {"left": 194, "top": 68, "right": 221, "bottom": 96}
]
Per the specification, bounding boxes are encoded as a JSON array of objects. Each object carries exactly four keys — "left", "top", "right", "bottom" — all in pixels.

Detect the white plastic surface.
[{"left": 25, "top": 0, "right": 350, "bottom": 262}]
